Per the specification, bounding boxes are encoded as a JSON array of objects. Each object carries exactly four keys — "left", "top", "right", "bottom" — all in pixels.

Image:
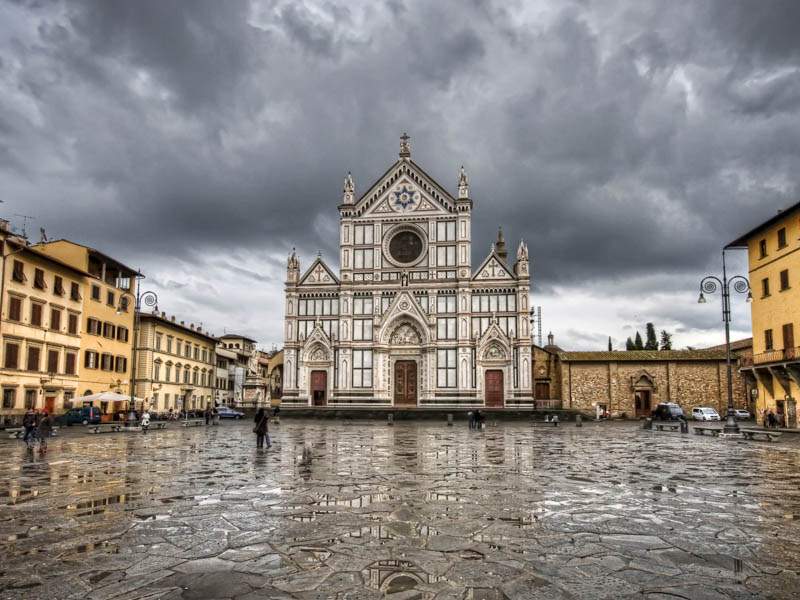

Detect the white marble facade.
[{"left": 282, "top": 136, "right": 533, "bottom": 408}]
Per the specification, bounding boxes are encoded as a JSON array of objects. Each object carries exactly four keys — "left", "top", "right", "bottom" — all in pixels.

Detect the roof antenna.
[{"left": 14, "top": 214, "right": 34, "bottom": 238}]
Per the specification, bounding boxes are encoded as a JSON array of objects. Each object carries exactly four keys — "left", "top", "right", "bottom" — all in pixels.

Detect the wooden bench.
[
  {"left": 655, "top": 424, "right": 680, "bottom": 432},
  {"left": 693, "top": 426, "right": 721, "bottom": 437},
  {"left": 181, "top": 419, "right": 204, "bottom": 427},
  {"left": 532, "top": 421, "right": 560, "bottom": 427},
  {"left": 7, "top": 426, "right": 59, "bottom": 439},
  {"left": 152, "top": 422, "right": 168, "bottom": 429},
  {"left": 741, "top": 430, "right": 782, "bottom": 442}
]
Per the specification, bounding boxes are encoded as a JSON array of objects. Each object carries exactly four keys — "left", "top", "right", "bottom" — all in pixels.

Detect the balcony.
[{"left": 742, "top": 347, "right": 800, "bottom": 366}]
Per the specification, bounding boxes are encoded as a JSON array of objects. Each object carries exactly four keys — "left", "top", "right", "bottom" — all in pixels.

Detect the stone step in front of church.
[{"left": 275, "top": 406, "right": 584, "bottom": 421}]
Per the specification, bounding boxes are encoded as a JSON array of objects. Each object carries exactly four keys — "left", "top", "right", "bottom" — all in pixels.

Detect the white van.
[{"left": 692, "top": 407, "right": 720, "bottom": 421}]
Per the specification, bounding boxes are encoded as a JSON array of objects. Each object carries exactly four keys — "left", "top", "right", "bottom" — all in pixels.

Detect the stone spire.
[
  {"left": 496, "top": 227, "right": 507, "bottom": 263},
  {"left": 287, "top": 248, "right": 299, "bottom": 283},
  {"left": 399, "top": 133, "right": 411, "bottom": 158},
  {"left": 514, "top": 240, "right": 529, "bottom": 277},
  {"left": 516, "top": 240, "right": 528, "bottom": 261},
  {"left": 458, "top": 166, "right": 469, "bottom": 199},
  {"left": 343, "top": 171, "right": 354, "bottom": 204}
]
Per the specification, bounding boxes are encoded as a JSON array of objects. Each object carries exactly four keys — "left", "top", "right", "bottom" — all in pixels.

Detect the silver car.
[{"left": 692, "top": 407, "right": 720, "bottom": 421}]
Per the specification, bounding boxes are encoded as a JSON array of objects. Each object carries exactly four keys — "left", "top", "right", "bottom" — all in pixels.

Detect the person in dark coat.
[
  {"left": 204, "top": 406, "right": 212, "bottom": 425},
  {"left": 22, "top": 409, "right": 37, "bottom": 444},
  {"left": 253, "top": 408, "right": 270, "bottom": 449},
  {"left": 36, "top": 410, "right": 52, "bottom": 453}
]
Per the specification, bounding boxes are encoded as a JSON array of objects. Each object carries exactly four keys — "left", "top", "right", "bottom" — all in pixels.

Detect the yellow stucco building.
[
  {"left": 135, "top": 312, "right": 217, "bottom": 413},
  {"left": 34, "top": 240, "right": 139, "bottom": 416},
  {"left": 1, "top": 225, "right": 86, "bottom": 422},
  {"left": 729, "top": 201, "right": 800, "bottom": 427}
]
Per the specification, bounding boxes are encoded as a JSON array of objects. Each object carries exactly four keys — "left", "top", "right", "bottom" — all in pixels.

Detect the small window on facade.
[
  {"left": 65, "top": 353, "right": 76, "bottom": 375},
  {"left": 778, "top": 228, "right": 787, "bottom": 249},
  {"left": 68, "top": 313, "right": 78, "bottom": 335},
  {"left": 70, "top": 282, "right": 81, "bottom": 301},
  {"left": 762, "top": 277, "right": 770, "bottom": 297},
  {"left": 156, "top": 334, "right": 162, "bottom": 351},
  {"left": 50, "top": 308, "right": 61, "bottom": 331},
  {"left": 33, "top": 268, "right": 46, "bottom": 290},
  {"left": 115, "top": 356, "right": 127, "bottom": 372},
  {"left": 101, "top": 353, "right": 113, "bottom": 371},
  {"left": 84, "top": 350, "right": 98, "bottom": 369},
  {"left": 26, "top": 346, "right": 40, "bottom": 371},
  {"left": 116, "top": 327, "right": 129, "bottom": 342},
  {"left": 25, "top": 389, "right": 36, "bottom": 409},
  {"left": 4, "top": 342, "right": 20, "bottom": 369},
  {"left": 103, "top": 322, "right": 115, "bottom": 339},
  {"left": 53, "top": 276, "right": 65, "bottom": 296},
  {"left": 780, "top": 269, "right": 790, "bottom": 290},
  {"left": 12, "top": 260, "right": 26, "bottom": 283},
  {"left": 91, "top": 284, "right": 101, "bottom": 301},
  {"left": 759, "top": 239, "right": 767, "bottom": 258},
  {"left": 8, "top": 296, "right": 22, "bottom": 321},
  {"left": 765, "top": 329, "right": 774, "bottom": 350},
  {"left": 31, "top": 303, "right": 43, "bottom": 327},
  {"left": 47, "top": 349, "right": 59, "bottom": 373},
  {"left": 106, "top": 290, "right": 115, "bottom": 306},
  {"left": 3, "top": 389, "right": 16, "bottom": 409}
]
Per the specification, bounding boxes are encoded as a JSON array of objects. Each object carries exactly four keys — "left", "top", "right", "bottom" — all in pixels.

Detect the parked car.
[
  {"left": 692, "top": 407, "right": 721, "bottom": 421},
  {"left": 733, "top": 409, "right": 752, "bottom": 420},
  {"left": 215, "top": 406, "right": 244, "bottom": 419},
  {"left": 652, "top": 402, "right": 685, "bottom": 421},
  {"left": 65, "top": 406, "right": 102, "bottom": 426}
]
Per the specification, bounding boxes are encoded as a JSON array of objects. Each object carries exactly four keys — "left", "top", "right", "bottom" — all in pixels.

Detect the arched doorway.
[
  {"left": 632, "top": 374, "right": 655, "bottom": 418},
  {"left": 394, "top": 361, "right": 417, "bottom": 406}
]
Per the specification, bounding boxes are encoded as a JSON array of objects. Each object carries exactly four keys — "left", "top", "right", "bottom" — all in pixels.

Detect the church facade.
[{"left": 281, "top": 136, "right": 533, "bottom": 408}]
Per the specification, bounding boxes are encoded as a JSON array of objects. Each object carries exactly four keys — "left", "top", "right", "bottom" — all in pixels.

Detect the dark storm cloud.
[{"left": 1, "top": 0, "right": 798, "bottom": 348}]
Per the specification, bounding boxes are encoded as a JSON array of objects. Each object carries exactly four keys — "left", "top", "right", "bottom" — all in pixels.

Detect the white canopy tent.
[{"left": 70, "top": 392, "right": 145, "bottom": 405}]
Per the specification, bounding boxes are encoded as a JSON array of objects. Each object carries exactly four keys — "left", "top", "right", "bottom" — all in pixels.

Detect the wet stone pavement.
[{"left": 1, "top": 420, "right": 800, "bottom": 600}]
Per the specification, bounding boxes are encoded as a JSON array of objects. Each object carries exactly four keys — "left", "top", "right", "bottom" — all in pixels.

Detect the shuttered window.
[
  {"left": 4, "top": 343, "right": 19, "bottom": 369},
  {"left": 33, "top": 268, "right": 46, "bottom": 290},
  {"left": 65, "top": 353, "right": 76, "bottom": 375},
  {"left": 50, "top": 309, "right": 61, "bottom": 331},
  {"left": 54, "top": 276, "right": 65, "bottom": 296},
  {"left": 115, "top": 356, "right": 127, "bottom": 373},
  {"left": 68, "top": 313, "right": 78, "bottom": 334},
  {"left": 101, "top": 354, "right": 113, "bottom": 371},
  {"left": 31, "top": 303, "right": 43, "bottom": 326},
  {"left": 70, "top": 282, "right": 81, "bottom": 301},
  {"left": 84, "top": 350, "right": 98, "bottom": 369},
  {"left": 12, "top": 260, "right": 26, "bottom": 283},
  {"left": 47, "top": 349, "right": 59, "bottom": 373},
  {"left": 8, "top": 296, "right": 22, "bottom": 321},
  {"left": 26, "top": 346, "right": 40, "bottom": 371},
  {"left": 103, "top": 322, "right": 115, "bottom": 338}
]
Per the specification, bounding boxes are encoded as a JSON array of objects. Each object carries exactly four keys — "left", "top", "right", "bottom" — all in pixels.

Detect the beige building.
[
  {"left": 34, "top": 240, "right": 138, "bottom": 415},
  {"left": 728, "top": 200, "right": 800, "bottom": 427},
  {"left": 532, "top": 335, "right": 750, "bottom": 418},
  {"left": 135, "top": 312, "right": 217, "bottom": 413},
  {"left": 1, "top": 225, "right": 86, "bottom": 422},
  {"left": 217, "top": 334, "right": 257, "bottom": 407}
]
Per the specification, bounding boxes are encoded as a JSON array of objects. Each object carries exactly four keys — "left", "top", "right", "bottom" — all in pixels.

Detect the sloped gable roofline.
[
  {"left": 347, "top": 159, "right": 458, "bottom": 216},
  {"left": 298, "top": 257, "right": 340, "bottom": 286},
  {"left": 472, "top": 250, "right": 517, "bottom": 281}
]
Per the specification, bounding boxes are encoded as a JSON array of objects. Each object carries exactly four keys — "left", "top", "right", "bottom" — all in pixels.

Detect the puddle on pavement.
[
  {"left": 4, "top": 489, "right": 41, "bottom": 505},
  {"left": 313, "top": 493, "right": 394, "bottom": 508},
  {"left": 363, "top": 559, "right": 440, "bottom": 595},
  {"left": 342, "top": 525, "right": 395, "bottom": 541},
  {"left": 425, "top": 491, "right": 468, "bottom": 502},
  {"left": 60, "top": 493, "right": 141, "bottom": 513}
]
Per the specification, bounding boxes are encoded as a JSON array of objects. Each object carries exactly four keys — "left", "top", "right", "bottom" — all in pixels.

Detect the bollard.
[
  {"left": 388, "top": 414, "right": 394, "bottom": 426},
  {"left": 576, "top": 414, "right": 582, "bottom": 427},
  {"left": 680, "top": 419, "right": 688, "bottom": 434},
  {"left": 642, "top": 417, "right": 653, "bottom": 430},
  {"left": 447, "top": 413, "right": 453, "bottom": 426}
]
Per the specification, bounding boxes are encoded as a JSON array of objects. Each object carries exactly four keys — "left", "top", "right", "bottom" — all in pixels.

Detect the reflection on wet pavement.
[{"left": 0, "top": 420, "right": 799, "bottom": 598}]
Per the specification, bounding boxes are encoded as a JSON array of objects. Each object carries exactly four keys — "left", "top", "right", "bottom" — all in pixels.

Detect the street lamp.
[
  {"left": 698, "top": 251, "right": 753, "bottom": 434},
  {"left": 117, "top": 279, "right": 158, "bottom": 427}
]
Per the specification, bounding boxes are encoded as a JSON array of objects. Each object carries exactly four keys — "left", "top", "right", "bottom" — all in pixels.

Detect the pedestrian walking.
[
  {"left": 253, "top": 408, "right": 271, "bottom": 449},
  {"left": 36, "top": 410, "right": 52, "bottom": 453},
  {"left": 141, "top": 410, "right": 150, "bottom": 434},
  {"left": 204, "top": 406, "right": 212, "bottom": 426},
  {"left": 22, "top": 408, "right": 37, "bottom": 447},
  {"left": 474, "top": 409, "right": 484, "bottom": 430},
  {"left": 467, "top": 410, "right": 475, "bottom": 430},
  {"left": 768, "top": 410, "right": 776, "bottom": 428}
]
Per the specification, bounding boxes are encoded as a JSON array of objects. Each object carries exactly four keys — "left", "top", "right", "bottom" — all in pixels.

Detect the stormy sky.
[{"left": 2, "top": 0, "right": 799, "bottom": 350}]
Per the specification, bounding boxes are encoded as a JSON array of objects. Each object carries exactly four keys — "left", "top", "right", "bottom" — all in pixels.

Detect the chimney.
[
  {"left": 161, "top": 312, "right": 166, "bottom": 318},
  {"left": 190, "top": 323, "right": 194, "bottom": 330},
  {"left": 171, "top": 316, "right": 175, "bottom": 322},
  {"left": 180, "top": 321, "right": 185, "bottom": 327},
  {"left": 197, "top": 326, "right": 202, "bottom": 333}
]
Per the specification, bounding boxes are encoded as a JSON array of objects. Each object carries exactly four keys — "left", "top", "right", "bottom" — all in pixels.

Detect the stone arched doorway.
[{"left": 632, "top": 372, "right": 656, "bottom": 418}]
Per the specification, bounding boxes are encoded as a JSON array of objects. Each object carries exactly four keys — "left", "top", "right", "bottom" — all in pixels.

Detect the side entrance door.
[
  {"left": 534, "top": 382, "right": 550, "bottom": 400},
  {"left": 310, "top": 371, "right": 327, "bottom": 406},
  {"left": 634, "top": 391, "right": 651, "bottom": 418},
  {"left": 394, "top": 361, "right": 417, "bottom": 406},
  {"left": 45, "top": 395, "right": 56, "bottom": 414},
  {"left": 485, "top": 370, "right": 504, "bottom": 408}
]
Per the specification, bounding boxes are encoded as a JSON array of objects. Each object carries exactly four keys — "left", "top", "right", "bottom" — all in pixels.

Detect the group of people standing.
[
  {"left": 253, "top": 407, "right": 274, "bottom": 448},
  {"left": 21, "top": 408, "right": 53, "bottom": 453},
  {"left": 467, "top": 409, "right": 485, "bottom": 430},
  {"left": 762, "top": 408, "right": 785, "bottom": 428}
]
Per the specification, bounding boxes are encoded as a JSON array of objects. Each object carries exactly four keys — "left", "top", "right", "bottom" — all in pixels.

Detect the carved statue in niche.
[
  {"left": 485, "top": 345, "right": 505, "bottom": 360},
  {"left": 390, "top": 323, "right": 421, "bottom": 345},
  {"left": 310, "top": 346, "right": 328, "bottom": 362}
]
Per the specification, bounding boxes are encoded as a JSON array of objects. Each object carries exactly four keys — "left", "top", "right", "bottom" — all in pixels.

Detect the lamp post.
[
  {"left": 117, "top": 279, "right": 158, "bottom": 428},
  {"left": 698, "top": 251, "right": 753, "bottom": 434}
]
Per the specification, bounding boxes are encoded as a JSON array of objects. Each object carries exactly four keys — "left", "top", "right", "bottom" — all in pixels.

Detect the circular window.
[{"left": 389, "top": 230, "right": 424, "bottom": 264}]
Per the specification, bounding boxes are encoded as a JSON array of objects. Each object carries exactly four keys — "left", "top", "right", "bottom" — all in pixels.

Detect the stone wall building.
[{"left": 533, "top": 335, "right": 751, "bottom": 418}]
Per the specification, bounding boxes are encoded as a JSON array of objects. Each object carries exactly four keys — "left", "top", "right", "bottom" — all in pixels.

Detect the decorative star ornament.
[{"left": 392, "top": 185, "right": 418, "bottom": 210}]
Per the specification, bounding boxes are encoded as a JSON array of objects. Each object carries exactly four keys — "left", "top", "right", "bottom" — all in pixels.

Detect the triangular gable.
[
  {"left": 355, "top": 160, "right": 457, "bottom": 217},
  {"left": 301, "top": 321, "right": 333, "bottom": 362},
  {"left": 298, "top": 257, "right": 340, "bottom": 286},
  {"left": 477, "top": 318, "right": 512, "bottom": 361},
  {"left": 472, "top": 252, "right": 516, "bottom": 281},
  {"left": 377, "top": 291, "right": 432, "bottom": 344}
]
